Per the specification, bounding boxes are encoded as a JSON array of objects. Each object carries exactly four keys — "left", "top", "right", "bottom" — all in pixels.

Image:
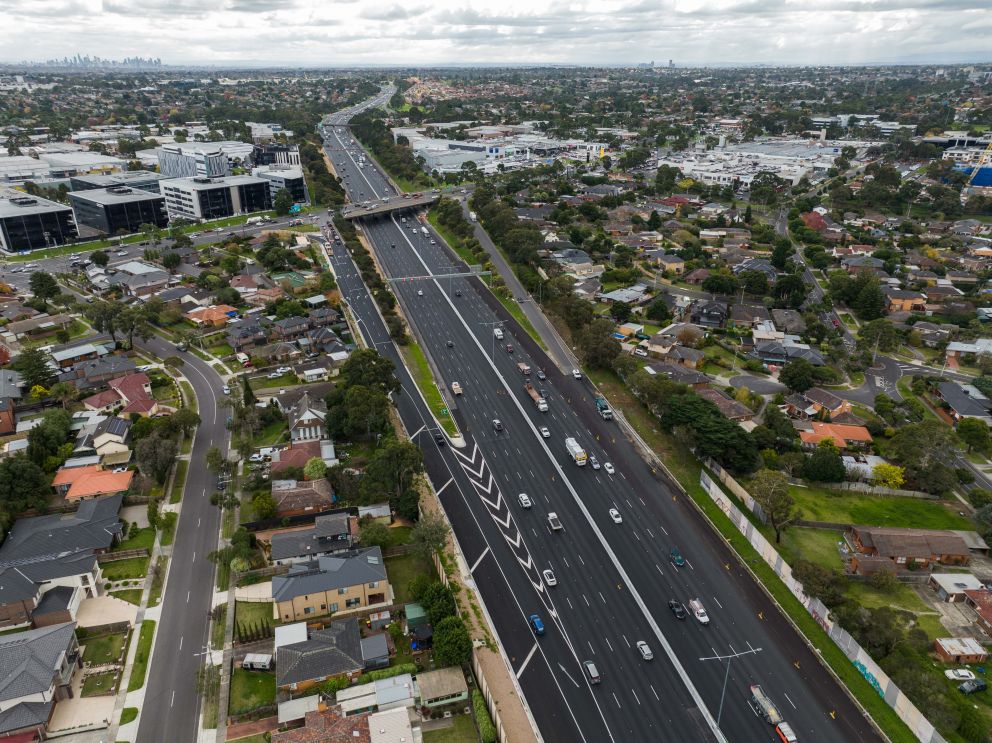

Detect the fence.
[
  {"left": 698, "top": 469, "right": 947, "bottom": 743},
  {"left": 704, "top": 458, "right": 767, "bottom": 524},
  {"left": 97, "top": 548, "right": 149, "bottom": 563},
  {"left": 814, "top": 482, "right": 938, "bottom": 500}
]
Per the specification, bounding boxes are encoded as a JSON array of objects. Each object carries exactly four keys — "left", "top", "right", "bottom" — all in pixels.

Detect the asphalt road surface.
[
  {"left": 135, "top": 335, "right": 229, "bottom": 743},
  {"left": 322, "top": 101, "right": 882, "bottom": 743}
]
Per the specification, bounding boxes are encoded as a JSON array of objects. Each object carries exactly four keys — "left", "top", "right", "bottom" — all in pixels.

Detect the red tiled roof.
[
  {"left": 83, "top": 388, "right": 121, "bottom": 409},
  {"left": 65, "top": 469, "right": 134, "bottom": 501},
  {"left": 271, "top": 709, "right": 371, "bottom": 743},
  {"left": 800, "top": 422, "right": 872, "bottom": 448}
]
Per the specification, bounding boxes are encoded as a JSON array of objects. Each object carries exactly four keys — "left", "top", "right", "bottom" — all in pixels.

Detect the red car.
[
  {"left": 506, "top": 344, "right": 514, "bottom": 353},
  {"left": 832, "top": 318, "right": 841, "bottom": 328}
]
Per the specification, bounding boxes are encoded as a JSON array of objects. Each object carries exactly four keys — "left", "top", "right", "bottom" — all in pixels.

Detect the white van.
[{"left": 493, "top": 328, "right": 504, "bottom": 340}]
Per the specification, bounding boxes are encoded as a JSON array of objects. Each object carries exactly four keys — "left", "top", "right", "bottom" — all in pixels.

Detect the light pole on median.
[{"left": 699, "top": 645, "right": 763, "bottom": 726}]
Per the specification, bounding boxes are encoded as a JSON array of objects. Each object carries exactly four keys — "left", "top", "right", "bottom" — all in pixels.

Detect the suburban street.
[
  {"left": 134, "top": 334, "right": 228, "bottom": 742},
  {"left": 322, "top": 100, "right": 881, "bottom": 743}
]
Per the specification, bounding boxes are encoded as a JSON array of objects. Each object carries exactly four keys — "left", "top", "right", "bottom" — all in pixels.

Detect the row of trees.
[{"left": 350, "top": 112, "right": 431, "bottom": 188}]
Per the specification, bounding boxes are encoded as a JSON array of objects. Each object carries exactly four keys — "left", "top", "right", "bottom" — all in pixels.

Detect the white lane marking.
[
  {"left": 622, "top": 635, "right": 630, "bottom": 648},
  {"left": 179, "top": 636, "right": 183, "bottom": 651},
  {"left": 612, "top": 693, "right": 621, "bottom": 709},
  {"left": 655, "top": 564, "right": 663, "bottom": 576},
  {"left": 587, "top": 640, "right": 596, "bottom": 655},
  {"left": 605, "top": 637, "right": 613, "bottom": 652},
  {"left": 582, "top": 594, "right": 590, "bottom": 607},
  {"left": 567, "top": 597, "right": 573, "bottom": 610},
  {"left": 435, "top": 478, "right": 454, "bottom": 495},
  {"left": 659, "top": 525, "right": 668, "bottom": 536},
  {"left": 562, "top": 557, "right": 570, "bottom": 568},
  {"left": 632, "top": 688, "right": 641, "bottom": 706},
  {"left": 646, "top": 528, "right": 654, "bottom": 539},
  {"left": 516, "top": 643, "right": 538, "bottom": 679},
  {"left": 687, "top": 559, "right": 695, "bottom": 571},
  {"left": 598, "top": 591, "right": 606, "bottom": 604},
  {"left": 186, "top": 591, "right": 190, "bottom": 603},
  {"left": 713, "top": 596, "right": 724, "bottom": 609},
  {"left": 638, "top": 496, "right": 645, "bottom": 505},
  {"left": 470, "top": 547, "right": 490, "bottom": 573},
  {"left": 558, "top": 663, "right": 580, "bottom": 688},
  {"left": 577, "top": 554, "right": 585, "bottom": 566},
  {"left": 784, "top": 692, "right": 796, "bottom": 709},
  {"left": 170, "top": 690, "right": 175, "bottom": 707},
  {"left": 651, "top": 684, "right": 659, "bottom": 701}
]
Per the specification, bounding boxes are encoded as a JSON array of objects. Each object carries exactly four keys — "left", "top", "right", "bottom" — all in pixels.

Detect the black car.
[
  {"left": 433, "top": 432, "right": 446, "bottom": 447},
  {"left": 455, "top": 289, "right": 462, "bottom": 297},
  {"left": 446, "top": 340, "right": 454, "bottom": 348},
  {"left": 668, "top": 600, "right": 687, "bottom": 620}
]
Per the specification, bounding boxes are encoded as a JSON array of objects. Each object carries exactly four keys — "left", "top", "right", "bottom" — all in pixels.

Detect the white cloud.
[{"left": 0, "top": 0, "right": 988, "bottom": 64}]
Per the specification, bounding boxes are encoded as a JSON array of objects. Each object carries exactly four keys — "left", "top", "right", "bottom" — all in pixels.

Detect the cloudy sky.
[{"left": 1, "top": 0, "right": 990, "bottom": 66}]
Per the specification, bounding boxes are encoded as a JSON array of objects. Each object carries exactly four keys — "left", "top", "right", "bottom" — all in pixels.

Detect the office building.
[
  {"left": 0, "top": 187, "right": 77, "bottom": 253},
  {"left": 254, "top": 166, "right": 308, "bottom": 204},
  {"left": 252, "top": 143, "right": 301, "bottom": 167},
  {"left": 69, "top": 170, "right": 165, "bottom": 194},
  {"left": 69, "top": 186, "right": 168, "bottom": 235},
  {"left": 247, "top": 123, "right": 294, "bottom": 144},
  {"left": 161, "top": 175, "right": 271, "bottom": 221},
  {"left": 157, "top": 145, "right": 230, "bottom": 179}
]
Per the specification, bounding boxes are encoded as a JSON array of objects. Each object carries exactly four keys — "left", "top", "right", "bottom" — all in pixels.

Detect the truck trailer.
[
  {"left": 565, "top": 437, "right": 588, "bottom": 466},
  {"left": 595, "top": 396, "right": 613, "bottom": 421},
  {"left": 524, "top": 382, "right": 548, "bottom": 412}
]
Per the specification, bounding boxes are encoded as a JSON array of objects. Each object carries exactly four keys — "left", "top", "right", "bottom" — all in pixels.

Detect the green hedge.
[{"left": 472, "top": 689, "right": 496, "bottom": 743}]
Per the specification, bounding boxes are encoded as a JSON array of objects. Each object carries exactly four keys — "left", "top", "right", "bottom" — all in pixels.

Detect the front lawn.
[
  {"left": 789, "top": 486, "right": 973, "bottom": 530},
  {"left": 385, "top": 552, "right": 435, "bottom": 605},
  {"left": 82, "top": 631, "right": 126, "bottom": 663},
  {"left": 127, "top": 620, "right": 155, "bottom": 692},
  {"left": 422, "top": 714, "right": 479, "bottom": 743},
  {"left": 102, "top": 556, "right": 150, "bottom": 581},
  {"left": 110, "top": 589, "right": 142, "bottom": 606},
  {"left": 228, "top": 669, "right": 276, "bottom": 716},
  {"left": 249, "top": 372, "right": 297, "bottom": 390},
  {"left": 113, "top": 526, "right": 155, "bottom": 553},
  {"left": 235, "top": 600, "right": 274, "bottom": 629},
  {"left": 81, "top": 671, "right": 118, "bottom": 697},
  {"left": 254, "top": 420, "right": 288, "bottom": 446}
]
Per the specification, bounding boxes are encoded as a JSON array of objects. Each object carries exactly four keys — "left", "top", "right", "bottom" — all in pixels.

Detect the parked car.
[
  {"left": 959, "top": 679, "right": 987, "bottom": 695},
  {"left": 946, "top": 669, "right": 977, "bottom": 681},
  {"left": 275, "top": 366, "right": 292, "bottom": 374},
  {"left": 222, "top": 385, "right": 230, "bottom": 395},
  {"left": 267, "top": 372, "right": 281, "bottom": 379}
]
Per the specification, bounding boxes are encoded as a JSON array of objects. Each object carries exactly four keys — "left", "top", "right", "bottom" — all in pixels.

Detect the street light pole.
[{"left": 698, "top": 645, "right": 763, "bottom": 726}]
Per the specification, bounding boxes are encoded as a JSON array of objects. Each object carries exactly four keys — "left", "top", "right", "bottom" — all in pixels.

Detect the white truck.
[
  {"left": 524, "top": 382, "right": 548, "bottom": 412},
  {"left": 420, "top": 226, "right": 429, "bottom": 235},
  {"left": 493, "top": 328, "right": 504, "bottom": 341},
  {"left": 547, "top": 512, "right": 562, "bottom": 531},
  {"left": 469, "top": 211, "right": 478, "bottom": 222},
  {"left": 451, "top": 382, "right": 463, "bottom": 396},
  {"left": 565, "top": 437, "right": 588, "bottom": 466}
]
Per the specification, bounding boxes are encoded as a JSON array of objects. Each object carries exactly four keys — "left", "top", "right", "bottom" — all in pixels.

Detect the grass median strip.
[
  {"left": 170, "top": 460, "right": 189, "bottom": 504},
  {"left": 127, "top": 620, "right": 156, "bottom": 692},
  {"left": 400, "top": 341, "right": 458, "bottom": 437}
]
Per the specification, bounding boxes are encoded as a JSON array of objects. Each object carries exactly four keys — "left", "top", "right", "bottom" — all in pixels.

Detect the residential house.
[
  {"left": 799, "top": 422, "right": 872, "bottom": 450},
  {"left": 662, "top": 345, "right": 704, "bottom": 369},
  {"left": 883, "top": 287, "right": 926, "bottom": 313},
  {"left": 910, "top": 321, "right": 955, "bottom": 348},
  {"left": 310, "top": 307, "right": 341, "bottom": 328},
  {"left": 50, "top": 342, "right": 108, "bottom": 371},
  {"left": 730, "top": 304, "right": 771, "bottom": 328},
  {"left": 271, "top": 547, "right": 392, "bottom": 623},
  {"left": 0, "top": 623, "right": 80, "bottom": 740},
  {"left": 273, "top": 316, "right": 311, "bottom": 342},
  {"left": 846, "top": 526, "right": 971, "bottom": 572},
  {"left": 927, "top": 573, "right": 985, "bottom": 603},
  {"left": 254, "top": 342, "right": 302, "bottom": 364},
  {"left": 82, "top": 372, "right": 156, "bottom": 416},
  {"left": 643, "top": 363, "right": 709, "bottom": 389},
  {"left": 227, "top": 321, "right": 268, "bottom": 353},
  {"left": 786, "top": 388, "right": 852, "bottom": 420},
  {"left": 934, "top": 638, "right": 988, "bottom": 665},
  {"left": 684, "top": 268, "right": 710, "bottom": 285},
  {"left": 185, "top": 304, "right": 238, "bottom": 327},
  {"left": 90, "top": 416, "right": 131, "bottom": 458},
  {"left": 229, "top": 274, "right": 259, "bottom": 297},
  {"left": 270, "top": 439, "right": 339, "bottom": 475},
  {"left": 936, "top": 382, "right": 992, "bottom": 425},
  {"left": 0, "top": 398, "right": 15, "bottom": 436},
  {"left": 598, "top": 284, "right": 649, "bottom": 305},
  {"left": 752, "top": 340, "right": 824, "bottom": 366},
  {"left": 965, "top": 590, "right": 992, "bottom": 636},
  {"left": 416, "top": 667, "right": 469, "bottom": 712},
  {"left": 271, "top": 708, "right": 372, "bottom": 743},
  {"left": 842, "top": 255, "right": 885, "bottom": 274},
  {"left": 731, "top": 257, "right": 777, "bottom": 285},
  {"left": 269, "top": 513, "right": 357, "bottom": 565},
  {"left": 552, "top": 248, "right": 602, "bottom": 277},
  {"left": 697, "top": 388, "right": 754, "bottom": 422},
  {"left": 0, "top": 495, "right": 122, "bottom": 629},
  {"left": 924, "top": 285, "right": 964, "bottom": 304},
  {"left": 645, "top": 252, "right": 685, "bottom": 275},
  {"left": 4, "top": 313, "right": 73, "bottom": 342},
  {"left": 275, "top": 618, "right": 365, "bottom": 692},
  {"left": 271, "top": 478, "right": 335, "bottom": 518},
  {"left": 51, "top": 464, "right": 133, "bottom": 502},
  {"left": 945, "top": 338, "right": 992, "bottom": 364},
  {"left": 307, "top": 327, "right": 347, "bottom": 357},
  {"left": 59, "top": 356, "right": 138, "bottom": 391},
  {"left": 289, "top": 392, "right": 327, "bottom": 442},
  {"left": 691, "top": 300, "right": 728, "bottom": 328},
  {"left": 0, "top": 369, "right": 23, "bottom": 400}
]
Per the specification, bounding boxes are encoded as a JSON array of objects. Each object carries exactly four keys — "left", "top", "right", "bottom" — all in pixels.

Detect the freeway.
[
  {"left": 134, "top": 335, "right": 229, "bottom": 742},
  {"left": 323, "top": 103, "right": 882, "bottom": 742}
]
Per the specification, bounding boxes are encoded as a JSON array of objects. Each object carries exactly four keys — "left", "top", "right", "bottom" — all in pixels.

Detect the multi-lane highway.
[{"left": 321, "top": 102, "right": 883, "bottom": 742}]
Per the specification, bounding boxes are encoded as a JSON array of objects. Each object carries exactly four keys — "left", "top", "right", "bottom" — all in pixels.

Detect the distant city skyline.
[{"left": 1, "top": 0, "right": 990, "bottom": 67}]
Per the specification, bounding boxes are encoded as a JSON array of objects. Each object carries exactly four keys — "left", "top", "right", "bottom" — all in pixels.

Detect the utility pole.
[
  {"left": 478, "top": 319, "right": 504, "bottom": 362},
  {"left": 699, "top": 645, "right": 763, "bottom": 726}
]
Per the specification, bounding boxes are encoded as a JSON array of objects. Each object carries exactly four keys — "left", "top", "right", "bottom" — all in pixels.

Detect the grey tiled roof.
[
  {"left": 0, "top": 622, "right": 76, "bottom": 706},
  {"left": 0, "top": 700, "right": 53, "bottom": 734},
  {"left": 272, "top": 547, "right": 386, "bottom": 603},
  {"left": 276, "top": 618, "right": 362, "bottom": 686}
]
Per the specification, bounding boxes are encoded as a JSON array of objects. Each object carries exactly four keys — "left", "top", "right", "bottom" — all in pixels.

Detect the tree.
[
  {"left": 433, "top": 616, "right": 472, "bottom": 667},
  {"left": 0, "top": 456, "right": 50, "bottom": 536},
  {"left": 241, "top": 374, "right": 256, "bottom": 406},
  {"left": 171, "top": 407, "right": 201, "bottom": 436},
  {"left": 411, "top": 512, "right": 450, "bottom": 560},
  {"left": 575, "top": 318, "right": 621, "bottom": 369},
  {"left": 701, "top": 273, "right": 738, "bottom": 295},
  {"left": 29, "top": 272, "right": 60, "bottom": 301},
  {"left": 205, "top": 446, "right": 227, "bottom": 474},
  {"left": 645, "top": 299, "right": 671, "bottom": 324},
  {"left": 871, "top": 463, "right": 905, "bottom": 489},
  {"left": 858, "top": 319, "right": 901, "bottom": 353},
  {"left": 853, "top": 278, "right": 885, "bottom": 320},
  {"left": 793, "top": 559, "right": 846, "bottom": 607},
  {"left": 162, "top": 251, "right": 182, "bottom": 273},
  {"left": 358, "top": 519, "right": 393, "bottom": 549},
  {"left": 749, "top": 469, "right": 797, "bottom": 543},
  {"left": 804, "top": 441, "right": 845, "bottom": 482},
  {"left": 339, "top": 349, "right": 399, "bottom": 394},
  {"left": 420, "top": 582, "right": 456, "bottom": 625},
  {"left": 85, "top": 300, "right": 121, "bottom": 344},
  {"left": 12, "top": 347, "right": 56, "bottom": 389},
  {"left": 611, "top": 301, "right": 632, "bottom": 324},
  {"left": 136, "top": 431, "right": 178, "bottom": 484},
  {"left": 956, "top": 418, "right": 990, "bottom": 454},
  {"left": 779, "top": 358, "right": 816, "bottom": 393},
  {"left": 48, "top": 381, "right": 77, "bottom": 410},
  {"left": 90, "top": 250, "right": 109, "bottom": 267},
  {"left": 273, "top": 188, "right": 294, "bottom": 216},
  {"left": 117, "top": 305, "right": 154, "bottom": 349},
  {"left": 360, "top": 440, "right": 423, "bottom": 505},
  {"left": 303, "top": 457, "right": 327, "bottom": 481}
]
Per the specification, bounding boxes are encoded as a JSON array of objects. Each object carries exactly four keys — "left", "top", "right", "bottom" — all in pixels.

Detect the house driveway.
[
  {"left": 234, "top": 581, "right": 272, "bottom": 602},
  {"left": 47, "top": 668, "right": 115, "bottom": 734},
  {"left": 120, "top": 505, "right": 150, "bottom": 529},
  {"left": 76, "top": 595, "right": 139, "bottom": 628}
]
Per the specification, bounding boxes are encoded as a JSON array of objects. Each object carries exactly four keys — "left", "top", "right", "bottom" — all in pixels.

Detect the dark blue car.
[{"left": 529, "top": 614, "right": 545, "bottom": 636}]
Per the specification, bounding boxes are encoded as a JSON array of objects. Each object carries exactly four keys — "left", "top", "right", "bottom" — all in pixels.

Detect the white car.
[
  {"left": 267, "top": 372, "right": 281, "bottom": 379},
  {"left": 589, "top": 456, "right": 601, "bottom": 470},
  {"left": 609, "top": 508, "right": 622, "bottom": 524},
  {"left": 604, "top": 462, "right": 615, "bottom": 475},
  {"left": 572, "top": 368, "right": 583, "bottom": 379},
  {"left": 539, "top": 426, "right": 551, "bottom": 438},
  {"left": 636, "top": 641, "right": 654, "bottom": 661},
  {"left": 276, "top": 366, "right": 292, "bottom": 374},
  {"left": 222, "top": 385, "right": 230, "bottom": 395},
  {"left": 542, "top": 569, "right": 557, "bottom": 587},
  {"left": 115, "top": 250, "right": 128, "bottom": 256},
  {"left": 517, "top": 493, "right": 532, "bottom": 509},
  {"left": 945, "top": 669, "right": 976, "bottom": 681},
  {"left": 417, "top": 290, "right": 424, "bottom": 296}
]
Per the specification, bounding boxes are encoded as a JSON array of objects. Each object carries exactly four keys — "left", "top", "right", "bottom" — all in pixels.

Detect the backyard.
[
  {"left": 422, "top": 714, "right": 480, "bottom": 743},
  {"left": 81, "top": 631, "right": 127, "bottom": 664},
  {"left": 789, "top": 486, "right": 973, "bottom": 530},
  {"left": 385, "top": 552, "right": 435, "bottom": 605},
  {"left": 235, "top": 600, "right": 275, "bottom": 629},
  {"left": 81, "top": 671, "right": 118, "bottom": 697},
  {"left": 228, "top": 668, "right": 276, "bottom": 716}
]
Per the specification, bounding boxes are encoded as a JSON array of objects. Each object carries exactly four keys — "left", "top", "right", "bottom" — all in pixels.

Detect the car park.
[
  {"left": 670, "top": 547, "right": 686, "bottom": 567},
  {"left": 517, "top": 493, "right": 532, "bottom": 508},
  {"left": 668, "top": 599, "right": 687, "bottom": 619},
  {"left": 636, "top": 641, "right": 654, "bottom": 661},
  {"left": 529, "top": 614, "right": 545, "bottom": 636},
  {"left": 609, "top": 508, "right": 622, "bottom": 524},
  {"left": 542, "top": 569, "right": 557, "bottom": 586},
  {"left": 539, "top": 426, "right": 550, "bottom": 438},
  {"left": 959, "top": 679, "right": 987, "bottom": 695},
  {"left": 604, "top": 462, "right": 615, "bottom": 475}
]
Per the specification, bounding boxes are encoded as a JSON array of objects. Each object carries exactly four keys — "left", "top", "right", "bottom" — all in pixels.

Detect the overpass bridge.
[{"left": 341, "top": 191, "right": 440, "bottom": 220}]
